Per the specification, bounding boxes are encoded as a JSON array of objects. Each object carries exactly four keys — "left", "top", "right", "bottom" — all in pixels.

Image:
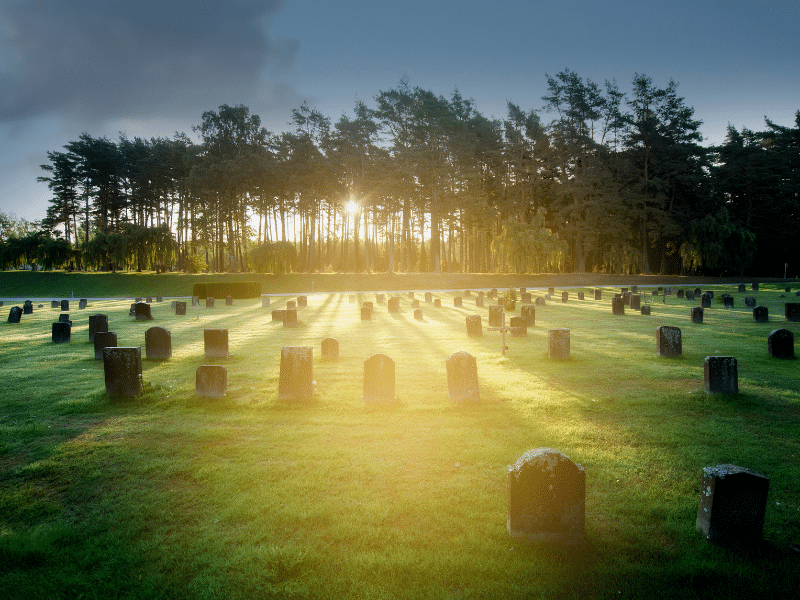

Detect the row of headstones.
[
  {"left": 507, "top": 448, "right": 770, "bottom": 546},
  {"left": 684, "top": 303, "right": 800, "bottom": 324},
  {"left": 7, "top": 298, "right": 89, "bottom": 322}
]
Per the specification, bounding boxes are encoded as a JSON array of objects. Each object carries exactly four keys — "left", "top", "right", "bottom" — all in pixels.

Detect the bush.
[{"left": 192, "top": 281, "right": 261, "bottom": 299}]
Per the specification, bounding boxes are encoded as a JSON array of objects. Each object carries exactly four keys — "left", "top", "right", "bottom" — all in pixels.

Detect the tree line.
[{"left": 9, "top": 71, "right": 799, "bottom": 275}]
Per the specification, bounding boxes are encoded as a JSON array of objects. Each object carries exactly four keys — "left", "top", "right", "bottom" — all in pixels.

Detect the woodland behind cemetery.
[{"left": 5, "top": 71, "right": 799, "bottom": 277}]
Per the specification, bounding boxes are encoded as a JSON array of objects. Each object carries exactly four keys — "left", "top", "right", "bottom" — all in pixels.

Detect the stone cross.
[{"left": 487, "top": 312, "right": 514, "bottom": 356}]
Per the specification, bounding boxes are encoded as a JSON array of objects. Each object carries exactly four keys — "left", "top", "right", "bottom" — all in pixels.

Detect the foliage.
[
  {"left": 680, "top": 207, "right": 757, "bottom": 275},
  {"left": 249, "top": 241, "right": 298, "bottom": 275},
  {"left": 191, "top": 281, "right": 262, "bottom": 299}
]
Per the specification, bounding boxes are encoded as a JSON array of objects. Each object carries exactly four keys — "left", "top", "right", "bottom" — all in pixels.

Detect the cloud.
[{"left": 0, "top": 0, "right": 299, "bottom": 123}]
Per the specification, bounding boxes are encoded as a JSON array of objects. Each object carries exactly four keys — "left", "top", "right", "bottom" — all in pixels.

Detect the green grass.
[{"left": 2, "top": 276, "right": 800, "bottom": 599}]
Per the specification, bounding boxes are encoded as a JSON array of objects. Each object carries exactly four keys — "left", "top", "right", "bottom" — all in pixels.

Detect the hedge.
[{"left": 192, "top": 281, "right": 262, "bottom": 299}]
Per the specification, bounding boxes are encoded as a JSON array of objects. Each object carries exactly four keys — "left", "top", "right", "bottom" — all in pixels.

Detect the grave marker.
[
  {"left": 768, "top": 328, "right": 794, "bottom": 359},
  {"left": 446, "top": 351, "right": 479, "bottom": 402},
  {"left": 298, "top": 296, "right": 307, "bottom": 307},
  {"left": 51, "top": 322, "right": 71, "bottom": 343},
  {"left": 79, "top": 299, "right": 87, "bottom": 309},
  {"left": 548, "top": 329, "right": 570, "bottom": 360},
  {"left": 425, "top": 292, "right": 433, "bottom": 303},
  {"left": 23, "top": 300, "right": 33, "bottom": 314},
  {"left": 283, "top": 309, "right": 298, "bottom": 328},
  {"left": 204, "top": 329, "right": 229, "bottom": 358},
  {"left": 785, "top": 303, "right": 800, "bottom": 322},
  {"left": 272, "top": 309, "right": 285, "bottom": 322},
  {"left": 134, "top": 302, "right": 152, "bottom": 320},
  {"left": 51, "top": 300, "right": 60, "bottom": 308},
  {"left": 196, "top": 365, "right": 227, "bottom": 398},
  {"left": 103, "top": 347, "right": 142, "bottom": 398},
  {"left": 434, "top": 298, "right": 442, "bottom": 307},
  {"left": 520, "top": 304, "right": 535, "bottom": 326},
  {"left": 475, "top": 296, "right": 484, "bottom": 308},
  {"left": 704, "top": 356, "right": 738, "bottom": 394},
  {"left": 737, "top": 284, "right": 746, "bottom": 293},
  {"left": 510, "top": 316, "right": 527, "bottom": 337},
  {"left": 145, "top": 326, "right": 172, "bottom": 360},
  {"left": 206, "top": 297, "right": 214, "bottom": 308},
  {"left": 611, "top": 297, "right": 625, "bottom": 315},
  {"left": 657, "top": 326, "right": 682, "bottom": 357},
  {"left": 561, "top": 292, "right": 568, "bottom": 303},
  {"left": 88, "top": 314, "right": 109, "bottom": 342},
  {"left": 361, "top": 306, "right": 372, "bottom": 321},
  {"left": 388, "top": 297, "right": 400, "bottom": 313},
  {"left": 262, "top": 296, "right": 271, "bottom": 307},
  {"left": 454, "top": 297, "right": 462, "bottom": 308},
  {"left": 94, "top": 331, "right": 117, "bottom": 360},
  {"left": 630, "top": 295, "right": 641, "bottom": 310},
  {"left": 414, "top": 309, "right": 423, "bottom": 320},
  {"left": 577, "top": 291, "right": 584, "bottom": 300},
  {"left": 278, "top": 346, "right": 313, "bottom": 401},
  {"left": 640, "top": 305, "right": 651, "bottom": 315},
  {"left": 466, "top": 314, "right": 482, "bottom": 337},
  {"left": 321, "top": 338, "right": 339, "bottom": 359},
  {"left": 175, "top": 301, "right": 187, "bottom": 315},
  {"left": 753, "top": 306, "right": 769, "bottom": 323},
  {"left": 363, "top": 354, "right": 395, "bottom": 403},
  {"left": 744, "top": 296, "right": 757, "bottom": 308},
  {"left": 60, "top": 299, "right": 69, "bottom": 311},
  {"left": 594, "top": 289, "right": 602, "bottom": 300},
  {"left": 226, "top": 295, "right": 233, "bottom": 306},
  {"left": 691, "top": 307, "right": 704, "bottom": 324},
  {"left": 8, "top": 306, "right": 22, "bottom": 323},
  {"left": 488, "top": 305, "right": 503, "bottom": 327}
]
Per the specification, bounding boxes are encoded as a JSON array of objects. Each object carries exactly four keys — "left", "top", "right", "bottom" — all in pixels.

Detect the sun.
[{"left": 344, "top": 199, "right": 359, "bottom": 215}]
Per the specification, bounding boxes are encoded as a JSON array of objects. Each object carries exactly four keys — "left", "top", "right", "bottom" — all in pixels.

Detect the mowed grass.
[{"left": 1, "top": 283, "right": 800, "bottom": 599}]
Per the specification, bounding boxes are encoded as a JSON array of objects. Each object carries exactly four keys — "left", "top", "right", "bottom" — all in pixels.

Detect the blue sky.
[{"left": 1, "top": 0, "right": 798, "bottom": 222}]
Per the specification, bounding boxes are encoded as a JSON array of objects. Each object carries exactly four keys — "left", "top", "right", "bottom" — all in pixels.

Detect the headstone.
[
  {"left": 297, "top": 296, "right": 307, "bottom": 308},
  {"left": 134, "top": 302, "right": 152, "bottom": 320},
  {"left": 752, "top": 283, "right": 759, "bottom": 291},
  {"left": 156, "top": 296, "right": 163, "bottom": 303},
  {"left": 146, "top": 297, "right": 153, "bottom": 303},
  {"left": 475, "top": 296, "right": 484, "bottom": 308},
  {"left": 51, "top": 300, "right": 60, "bottom": 308},
  {"left": 388, "top": 297, "right": 400, "bottom": 313},
  {"left": 192, "top": 296, "right": 199, "bottom": 306},
  {"left": 361, "top": 306, "right": 372, "bottom": 321},
  {"left": 577, "top": 291, "right": 584, "bottom": 300},
  {"left": 722, "top": 295, "right": 734, "bottom": 308},
  {"left": 412, "top": 299, "right": 420, "bottom": 308},
  {"left": 278, "top": 346, "right": 313, "bottom": 401},
  {"left": 631, "top": 285, "right": 638, "bottom": 294},
  {"left": 446, "top": 351, "right": 479, "bottom": 403},
  {"left": 464, "top": 290, "right": 472, "bottom": 297},
  {"left": 283, "top": 309, "right": 298, "bottom": 327},
  {"left": 79, "top": 299, "right": 87, "bottom": 310},
  {"left": 425, "top": 292, "right": 432, "bottom": 303},
  {"left": 548, "top": 287, "right": 555, "bottom": 296},
  {"left": 704, "top": 356, "right": 738, "bottom": 395},
  {"left": 535, "top": 297, "right": 546, "bottom": 306},
  {"left": 321, "top": 337, "right": 339, "bottom": 359},
  {"left": 521, "top": 292, "right": 532, "bottom": 304},
  {"left": 94, "top": 331, "right": 117, "bottom": 360},
  {"left": 206, "top": 297, "right": 214, "bottom": 308},
  {"left": 196, "top": 365, "right": 226, "bottom": 398},
  {"left": 362, "top": 301, "right": 373, "bottom": 310},
  {"left": 686, "top": 291, "right": 695, "bottom": 301},
  {"left": 497, "top": 297, "right": 505, "bottom": 306},
  {"left": 611, "top": 297, "right": 625, "bottom": 315},
  {"left": 691, "top": 307, "right": 704, "bottom": 324},
  {"left": 128, "top": 303, "right": 136, "bottom": 316},
  {"left": 408, "top": 292, "right": 415, "bottom": 299},
  {"left": 753, "top": 306, "right": 769, "bottom": 323},
  {"left": 171, "top": 301, "right": 177, "bottom": 309},
  {"left": 103, "top": 347, "right": 142, "bottom": 398},
  {"left": 696, "top": 464, "right": 769, "bottom": 544},
  {"left": 785, "top": 303, "right": 800, "bottom": 322},
  {"left": 454, "top": 297, "right": 462, "bottom": 308},
  {"left": 701, "top": 293, "right": 712, "bottom": 309},
  {"left": 622, "top": 291, "right": 631, "bottom": 306},
  {"left": 145, "top": 326, "right": 171, "bottom": 360},
  {"left": 60, "top": 299, "right": 69, "bottom": 311},
  {"left": 694, "top": 287, "right": 702, "bottom": 297},
  {"left": 466, "top": 314, "right": 482, "bottom": 337},
  {"left": 58, "top": 313, "right": 71, "bottom": 323},
  {"left": 414, "top": 309, "right": 423, "bottom": 320},
  {"left": 510, "top": 316, "right": 527, "bottom": 337},
  {"left": 88, "top": 314, "right": 109, "bottom": 342},
  {"left": 175, "top": 301, "right": 186, "bottom": 315},
  {"left": 7, "top": 306, "right": 22, "bottom": 323},
  {"left": 507, "top": 448, "right": 585, "bottom": 545},
  {"left": 23, "top": 300, "right": 33, "bottom": 314},
  {"left": 135, "top": 297, "right": 143, "bottom": 303},
  {"left": 548, "top": 329, "right": 570, "bottom": 360},
  {"left": 204, "top": 329, "right": 229, "bottom": 358},
  {"left": 225, "top": 295, "right": 233, "bottom": 306},
  {"left": 490, "top": 288, "right": 498, "bottom": 299},
  {"left": 704, "top": 290, "right": 714, "bottom": 299},
  {"left": 594, "top": 289, "right": 602, "bottom": 300},
  {"left": 262, "top": 296, "right": 271, "bottom": 307},
  {"left": 621, "top": 287, "right": 629, "bottom": 294},
  {"left": 51, "top": 322, "right": 71, "bottom": 343},
  {"left": 630, "top": 295, "right": 641, "bottom": 310},
  {"left": 434, "top": 298, "right": 442, "bottom": 308},
  {"left": 488, "top": 305, "right": 503, "bottom": 327},
  {"left": 677, "top": 289, "right": 685, "bottom": 299},
  {"left": 640, "top": 305, "right": 651, "bottom": 316},
  {"left": 286, "top": 300, "right": 297, "bottom": 310},
  {"left": 744, "top": 296, "right": 757, "bottom": 308},
  {"left": 657, "top": 326, "right": 682, "bottom": 357},
  {"left": 561, "top": 292, "right": 568, "bottom": 303},
  {"left": 520, "top": 305, "right": 535, "bottom": 326},
  {"left": 363, "top": 354, "right": 395, "bottom": 403},
  {"left": 272, "top": 309, "right": 285, "bottom": 322},
  {"left": 768, "top": 328, "right": 794, "bottom": 359}
]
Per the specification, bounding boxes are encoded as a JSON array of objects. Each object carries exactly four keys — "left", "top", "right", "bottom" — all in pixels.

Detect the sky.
[{"left": 1, "top": 0, "right": 798, "bottom": 223}]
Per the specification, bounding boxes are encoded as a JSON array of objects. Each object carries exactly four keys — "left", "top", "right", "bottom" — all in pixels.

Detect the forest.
[{"left": 3, "top": 71, "right": 799, "bottom": 276}]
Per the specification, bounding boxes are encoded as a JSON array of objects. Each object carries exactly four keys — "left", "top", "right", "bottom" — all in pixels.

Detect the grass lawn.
[{"left": 1, "top": 275, "right": 799, "bottom": 599}]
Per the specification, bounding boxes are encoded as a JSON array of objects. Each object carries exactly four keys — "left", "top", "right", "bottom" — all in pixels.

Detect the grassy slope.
[{"left": 1, "top": 274, "right": 800, "bottom": 599}]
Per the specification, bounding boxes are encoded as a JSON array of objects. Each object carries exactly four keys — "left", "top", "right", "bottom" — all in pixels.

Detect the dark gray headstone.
[
  {"left": 737, "top": 284, "right": 746, "bottom": 293},
  {"left": 79, "top": 299, "right": 87, "bottom": 310},
  {"left": 520, "top": 305, "right": 535, "bottom": 326},
  {"left": 611, "top": 297, "right": 625, "bottom": 315},
  {"left": 548, "top": 329, "right": 570, "bottom": 360},
  {"left": 594, "top": 289, "right": 602, "bottom": 300},
  {"left": 196, "top": 365, "right": 226, "bottom": 398},
  {"left": 577, "top": 291, "right": 585, "bottom": 300},
  {"left": 464, "top": 290, "right": 472, "bottom": 297},
  {"left": 278, "top": 346, "right": 313, "bottom": 401},
  {"left": 548, "top": 287, "right": 555, "bottom": 296},
  {"left": 521, "top": 292, "right": 532, "bottom": 304},
  {"left": 446, "top": 351, "right": 479, "bottom": 403},
  {"left": 145, "top": 326, "right": 171, "bottom": 360},
  {"left": 134, "top": 302, "right": 152, "bottom": 320},
  {"left": 58, "top": 313, "right": 71, "bottom": 323},
  {"left": 701, "top": 293, "right": 712, "bottom": 309},
  {"left": 488, "top": 305, "right": 503, "bottom": 327},
  {"left": 691, "top": 307, "right": 704, "bottom": 324},
  {"left": 51, "top": 300, "right": 60, "bottom": 308},
  {"left": 204, "top": 329, "right": 229, "bottom": 358},
  {"left": 156, "top": 296, "right": 163, "bottom": 302},
  {"left": 744, "top": 296, "right": 757, "bottom": 308},
  {"left": 60, "top": 299, "right": 69, "bottom": 311},
  {"left": 768, "top": 328, "right": 794, "bottom": 359},
  {"left": 192, "top": 296, "right": 199, "bottom": 306},
  {"left": 535, "top": 296, "right": 546, "bottom": 306},
  {"left": 753, "top": 306, "right": 769, "bottom": 323},
  {"left": 694, "top": 287, "right": 702, "bottom": 297},
  {"left": 657, "top": 326, "right": 682, "bottom": 357},
  {"left": 8, "top": 306, "right": 22, "bottom": 323},
  {"left": 103, "top": 347, "right": 142, "bottom": 398},
  {"left": 388, "top": 297, "right": 400, "bottom": 313},
  {"left": 363, "top": 354, "right": 395, "bottom": 403},
  {"left": 362, "top": 301, "right": 373, "bottom": 310},
  {"left": 146, "top": 297, "right": 153, "bottom": 303},
  {"left": 752, "top": 282, "right": 759, "bottom": 291},
  {"left": 507, "top": 448, "right": 586, "bottom": 545},
  {"left": 640, "top": 305, "right": 651, "bottom": 316},
  {"left": 677, "top": 289, "right": 685, "bottom": 299},
  {"left": 51, "top": 321, "right": 71, "bottom": 343},
  {"left": 630, "top": 295, "right": 641, "bottom": 311},
  {"left": 510, "top": 316, "right": 527, "bottom": 337},
  {"left": 466, "top": 314, "right": 482, "bottom": 337},
  {"left": 23, "top": 300, "right": 33, "bottom": 314},
  {"left": 88, "top": 314, "right": 109, "bottom": 342},
  {"left": 785, "top": 303, "right": 800, "bottom": 322},
  {"left": 631, "top": 285, "right": 638, "bottom": 294},
  {"left": 686, "top": 291, "right": 695, "bottom": 301},
  {"left": 704, "top": 356, "right": 738, "bottom": 395},
  {"left": 283, "top": 309, "right": 298, "bottom": 327},
  {"left": 696, "top": 464, "right": 769, "bottom": 545},
  {"left": 722, "top": 294, "right": 734, "bottom": 308},
  {"left": 175, "top": 301, "right": 186, "bottom": 315},
  {"left": 561, "top": 292, "right": 568, "bottom": 303},
  {"left": 286, "top": 300, "right": 297, "bottom": 310},
  {"left": 206, "top": 297, "right": 214, "bottom": 308},
  {"left": 94, "top": 331, "right": 117, "bottom": 360},
  {"left": 321, "top": 337, "right": 339, "bottom": 359},
  {"left": 272, "top": 309, "right": 285, "bottom": 322}
]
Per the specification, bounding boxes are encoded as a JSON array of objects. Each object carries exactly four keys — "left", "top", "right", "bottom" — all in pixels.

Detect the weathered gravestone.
[
  {"left": 79, "top": 299, "right": 87, "bottom": 310},
  {"left": 51, "top": 322, "right": 71, "bottom": 343},
  {"left": 621, "top": 287, "right": 629, "bottom": 294},
  {"left": 375, "top": 294, "right": 384, "bottom": 304},
  {"left": 412, "top": 299, "right": 420, "bottom": 308},
  {"left": 701, "top": 293, "right": 712, "bottom": 309},
  {"left": 58, "top": 313, "right": 71, "bottom": 323},
  {"left": 135, "top": 297, "right": 143, "bottom": 303},
  {"left": 283, "top": 309, "right": 298, "bottom": 328},
  {"left": 23, "top": 300, "right": 33, "bottom": 314},
  {"left": 577, "top": 291, "right": 585, "bottom": 300},
  {"left": 363, "top": 353, "right": 395, "bottom": 403},
  {"left": 434, "top": 298, "right": 442, "bottom": 307},
  {"left": 361, "top": 306, "right": 372, "bottom": 321},
  {"left": 94, "top": 331, "right": 117, "bottom": 360},
  {"left": 225, "top": 295, "right": 233, "bottom": 306},
  {"left": 752, "top": 282, "right": 759, "bottom": 291},
  {"left": 145, "top": 326, "right": 172, "bottom": 360},
  {"left": 704, "top": 290, "right": 714, "bottom": 299},
  {"left": 156, "top": 296, "right": 163, "bottom": 303},
  {"left": 278, "top": 346, "right": 313, "bottom": 401},
  {"left": 657, "top": 326, "right": 682, "bottom": 357},
  {"left": 464, "top": 290, "right": 472, "bottom": 297},
  {"left": 206, "top": 297, "right": 214, "bottom": 308},
  {"left": 521, "top": 292, "right": 532, "bottom": 304},
  {"left": 362, "top": 301, "right": 373, "bottom": 310},
  {"left": 611, "top": 297, "right": 625, "bottom": 316},
  {"left": 298, "top": 296, "right": 307, "bottom": 308},
  {"left": 454, "top": 297, "right": 462, "bottom": 308},
  {"left": 622, "top": 291, "right": 631, "bottom": 306},
  {"left": 510, "top": 316, "right": 527, "bottom": 337},
  {"left": 272, "top": 309, "right": 285, "bottom": 322},
  {"left": 520, "top": 305, "right": 535, "bottom": 326},
  {"left": 704, "top": 356, "right": 738, "bottom": 395},
  {"left": 388, "top": 297, "right": 400, "bottom": 313},
  {"left": 321, "top": 337, "right": 339, "bottom": 359},
  {"left": 425, "top": 292, "right": 433, "bottom": 303},
  {"left": 630, "top": 295, "right": 641, "bottom": 311},
  {"left": 677, "top": 289, "right": 685, "bottom": 299},
  {"left": 51, "top": 300, "right": 60, "bottom": 309},
  {"left": 88, "top": 314, "right": 109, "bottom": 342},
  {"left": 414, "top": 309, "right": 424, "bottom": 320},
  {"left": 146, "top": 297, "right": 153, "bottom": 303},
  {"left": 286, "top": 300, "right": 297, "bottom": 310},
  {"left": 594, "top": 289, "right": 602, "bottom": 300},
  {"left": 175, "top": 301, "right": 186, "bottom": 315},
  {"left": 446, "top": 351, "right": 479, "bottom": 403},
  {"left": 475, "top": 296, "right": 484, "bottom": 308},
  {"left": 785, "top": 303, "right": 800, "bottom": 322},
  {"left": 488, "top": 305, "right": 504, "bottom": 327},
  {"left": 737, "top": 284, "right": 746, "bottom": 293},
  {"left": 408, "top": 292, "right": 415, "bottom": 299},
  {"left": 60, "top": 299, "right": 69, "bottom": 311},
  {"left": 8, "top": 306, "right": 22, "bottom": 323},
  {"left": 722, "top": 294, "right": 734, "bottom": 308},
  {"left": 204, "top": 329, "right": 229, "bottom": 358},
  {"left": 262, "top": 296, "right": 271, "bottom": 307},
  {"left": 535, "top": 296, "right": 546, "bottom": 306},
  {"left": 548, "top": 287, "right": 555, "bottom": 296},
  {"left": 490, "top": 288, "right": 498, "bottom": 299},
  {"left": 507, "top": 448, "right": 586, "bottom": 545},
  {"left": 128, "top": 303, "right": 136, "bottom": 316},
  {"left": 561, "top": 292, "right": 569, "bottom": 303},
  {"left": 744, "top": 296, "right": 757, "bottom": 308},
  {"left": 753, "top": 306, "right": 769, "bottom": 323},
  {"left": 549, "top": 329, "right": 570, "bottom": 360},
  {"left": 696, "top": 464, "right": 769, "bottom": 545},
  {"left": 134, "top": 302, "right": 152, "bottom": 320},
  {"left": 103, "top": 347, "right": 142, "bottom": 398},
  {"left": 196, "top": 365, "right": 227, "bottom": 399},
  {"left": 631, "top": 285, "right": 638, "bottom": 294},
  {"left": 685, "top": 291, "right": 695, "bottom": 301},
  {"left": 768, "top": 328, "right": 794, "bottom": 359},
  {"left": 691, "top": 307, "right": 704, "bottom": 324},
  {"left": 640, "top": 305, "right": 651, "bottom": 316},
  {"left": 694, "top": 287, "right": 702, "bottom": 297},
  {"left": 466, "top": 314, "right": 482, "bottom": 337}
]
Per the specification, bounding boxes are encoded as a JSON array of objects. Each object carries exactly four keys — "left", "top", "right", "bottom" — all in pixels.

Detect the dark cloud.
[{"left": 0, "top": 0, "right": 297, "bottom": 122}]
